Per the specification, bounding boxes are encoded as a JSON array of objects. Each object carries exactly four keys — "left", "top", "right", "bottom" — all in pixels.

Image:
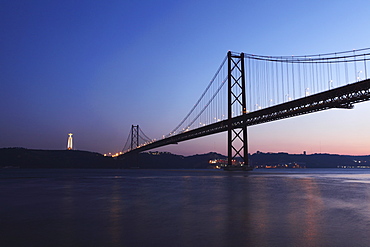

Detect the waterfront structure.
[{"left": 67, "top": 133, "right": 73, "bottom": 150}]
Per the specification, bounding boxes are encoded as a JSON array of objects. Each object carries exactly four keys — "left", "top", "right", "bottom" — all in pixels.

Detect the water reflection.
[
  {"left": 247, "top": 177, "right": 270, "bottom": 246},
  {"left": 94, "top": 171, "right": 370, "bottom": 246},
  {"left": 108, "top": 180, "right": 123, "bottom": 245},
  {"left": 299, "top": 178, "right": 323, "bottom": 245},
  {"left": 2, "top": 169, "right": 370, "bottom": 246},
  {"left": 60, "top": 181, "right": 76, "bottom": 244}
]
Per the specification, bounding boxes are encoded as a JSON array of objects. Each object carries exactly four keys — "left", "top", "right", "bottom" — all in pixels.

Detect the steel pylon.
[
  {"left": 130, "top": 125, "right": 139, "bottom": 150},
  {"left": 227, "top": 51, "right": 248, "bottom": 167}
]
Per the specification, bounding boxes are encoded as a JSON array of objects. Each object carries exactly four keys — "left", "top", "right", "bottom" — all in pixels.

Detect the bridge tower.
[
  {"left": 130, "top": 125, "right": 139, "bottom": 150},
  {"left": 227, "top": 51, "right": 248, "bottom": 168}
]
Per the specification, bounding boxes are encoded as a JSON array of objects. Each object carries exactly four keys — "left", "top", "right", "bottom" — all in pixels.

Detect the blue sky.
[{"left": 1, "top": 0, "right": 370, "bottom": 155}]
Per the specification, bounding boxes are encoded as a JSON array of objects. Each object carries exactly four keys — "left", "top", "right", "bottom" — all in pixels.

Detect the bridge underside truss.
[{"left": 121, "top": 78, "right": 370, "bottom": 156}]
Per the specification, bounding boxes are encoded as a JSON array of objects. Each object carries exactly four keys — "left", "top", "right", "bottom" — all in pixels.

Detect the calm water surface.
[{"left": 1, "top": 168, "right": 370, "bottom": 247}]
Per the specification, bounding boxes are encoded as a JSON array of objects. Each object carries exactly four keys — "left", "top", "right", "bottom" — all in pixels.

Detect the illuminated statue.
[{"left": 67, "top": 133, "right": 73, "bottom": 150}]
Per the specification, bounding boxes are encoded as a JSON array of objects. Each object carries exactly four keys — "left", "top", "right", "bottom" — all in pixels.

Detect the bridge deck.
[{"left": 121, "top": 79, "right": 370, "bottom": 155}]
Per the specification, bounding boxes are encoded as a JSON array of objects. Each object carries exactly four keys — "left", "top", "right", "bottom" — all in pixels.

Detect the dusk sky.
[{"left": 1, "top": 0, "right": 370, "bottom": 156}]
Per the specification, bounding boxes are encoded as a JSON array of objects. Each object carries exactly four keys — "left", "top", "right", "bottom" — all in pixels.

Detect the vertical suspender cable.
[{"left": 364, "top": 54, "right": 368, "bottom": 79}]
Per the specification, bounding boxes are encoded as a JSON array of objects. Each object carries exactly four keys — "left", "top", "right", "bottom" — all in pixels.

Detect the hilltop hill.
[
  {"left": 1, "top": 148, "right": 369, "bottom": 169},
  {"left": 0, "top": 148, "right": 116, "bottom": 169},
  {"left": 119, "top": 151, "right": 226, "bottom": 169},
  {"left": 250, "top": 151, "right": 370, "bottom": 168},
  {"left": 0, "top": 148, "right": 226, "bottom": 169}
]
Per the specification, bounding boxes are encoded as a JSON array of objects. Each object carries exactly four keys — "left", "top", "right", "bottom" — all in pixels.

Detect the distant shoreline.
[{"left": 1, "top": 147, "right": 370, "bottom": 169}]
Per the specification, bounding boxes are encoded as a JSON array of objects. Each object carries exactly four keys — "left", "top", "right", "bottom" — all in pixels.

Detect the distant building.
[
  {"left": 67, "top": 133, "right": 73, "bottom": 150},
  {"left": 208, "top": 159, "right": 240, "bottom": 169}
]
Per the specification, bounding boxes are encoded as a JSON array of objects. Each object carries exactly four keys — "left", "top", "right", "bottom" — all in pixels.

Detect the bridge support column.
[
  {"left": 130, "top": 125, "right": 139, "bottom": 150},
  {"left": 227, "top": 51, "right": 249, "bottom": 169},
  {"left": 130, "top": 125, "right": 139, "bottom": 168}
]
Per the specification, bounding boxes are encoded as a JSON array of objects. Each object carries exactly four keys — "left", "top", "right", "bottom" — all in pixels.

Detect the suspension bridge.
[{"left": 118, "top": 48, "right": 370, "bottom": 170}]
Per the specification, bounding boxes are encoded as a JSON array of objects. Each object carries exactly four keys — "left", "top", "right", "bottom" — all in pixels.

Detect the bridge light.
[
  {"left": 305, "top": 88, "right": 310, "bottom": 96},
  {"left": 357, "top": 71, "right": 363, "bottom": 81},
  {"left": 328, "top": 80, "right": 333, "bottom": 89},
  {"left": 285, "top": 94, "right": 291, "bottom": 102}
]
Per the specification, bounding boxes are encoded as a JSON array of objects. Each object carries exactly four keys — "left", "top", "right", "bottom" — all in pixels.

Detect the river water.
[{"left": 1, "top": 168, "right": 370, "bottom": 247}]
